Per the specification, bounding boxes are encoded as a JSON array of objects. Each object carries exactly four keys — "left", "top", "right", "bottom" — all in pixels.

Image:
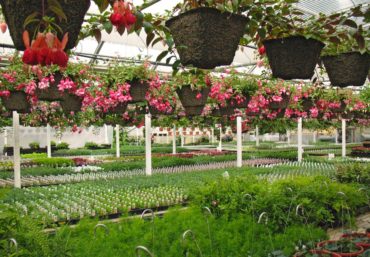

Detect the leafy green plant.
[
  {"left": 56, "top": 142, "right": 69, "bottom": 150},
  {"left": 84, "top": 142, "right": 100, "bottom": 150},
  {"left": 29, "top": 142, "right": 40, "bottom": 150},
  {"left": 335, "top": 163, "right": 370, "bottom": 184}
]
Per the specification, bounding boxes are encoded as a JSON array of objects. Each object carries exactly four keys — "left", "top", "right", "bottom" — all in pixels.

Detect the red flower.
[
  {"left": 125, "top": 12, "right": 137, "bottom": 26},
  {"left": 22, "top": 48, "right": 37, "bottom": 65},
  {"left": 50, "top": 50, "right": 69, "bottom": 68},
  {"left": 258, "top": 46, "right": 266, "bottom": 55},
  {"left": 110, "top": 13, "right": 124, "bottom": 26},
  {"left": 0, "top": 22, "right": 7, "bottom": 34}
]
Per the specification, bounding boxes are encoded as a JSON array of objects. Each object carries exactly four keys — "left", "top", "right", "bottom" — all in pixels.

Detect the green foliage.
[
  {"left": 32, "top": 157, "right": 74, "bottom": 168},
  {"left": 194, "top": 176, "right": 369, "bottom": 229},
  {"left": 335, "top": 163, "right": 370, "bottom": 184},
  {"left": 21, "top": 153, "right": 48, "bottom": 159},
  {"left": 28, "top": 142, "right": 40, "bottom": 150},
  {"left": 84, "top": 142, "right": 100, "bottom": 150},
  {"left": 56, "top": 142, "right": 69, "bottom": 150}
]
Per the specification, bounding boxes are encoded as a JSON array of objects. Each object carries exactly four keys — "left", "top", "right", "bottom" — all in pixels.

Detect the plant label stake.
[
  {"left": 135, "top": 246, "right": 154, "bottom": 257},
  {"left": 13, "top": 111, "right": 21, "bottom": 188},
  {"left": 8, "top": 238, "right": 18, "bottom": 254},
  {"left": 182, "top": 230, "right": 203, "bottom": 257},
  {"left": 94, "top": 224, "right": 109, "bottom": 238},
  {"left": 141, "top": 209, "right": 155, "bottom": 253}
]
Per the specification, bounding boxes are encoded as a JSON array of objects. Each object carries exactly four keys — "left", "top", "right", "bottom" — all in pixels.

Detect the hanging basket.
[
  {"left": 149, "top": 106, "right": 174, "bottom": 116},
  {"left": 322, "top": 52, "right": 370, "bottom": 87},
  {"left": 129, "top": 80, "right": 149, "bottom": 103},
  {"left": 268, "top": 94, "right": 290, "bottom": 110},
  {"left": 0, "top": 0, "right": 90, "bottom": 51},
  {"left": 60, "top": 94, "right": 82, "bottom": 113},
  {"left": 2, "top": 91, "right": 30, "bottom": 113},
  {"left": 176, "top": 85, "right": 210, "bottom": 116},
  {"left": 36, "top": 72, "right": 64, "bottom": 101},
  {"left": 109, "top": 103, "right": 128, "bottom": 115},
  {"left": 165, "top": 7, "right": 248, "bottom": 69},
  {"left": 263, "top": 36, "right": 325, "bottom": 80}
]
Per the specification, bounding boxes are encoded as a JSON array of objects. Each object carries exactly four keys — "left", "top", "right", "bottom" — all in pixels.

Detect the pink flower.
[{"left": 196, "top": 93, "right": 202, "bottom": 100}]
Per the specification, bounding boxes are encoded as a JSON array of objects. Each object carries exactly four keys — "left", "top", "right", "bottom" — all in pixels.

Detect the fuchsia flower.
[{"left": 310, "top": 107, "right": 319, "bottom": 118}]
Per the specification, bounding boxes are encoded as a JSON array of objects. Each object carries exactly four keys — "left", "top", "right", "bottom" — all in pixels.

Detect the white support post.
[
  {"left": 342, "top": 119, "right": 346, "bottom": 158},
  {"left": 211, "top": 128, "right": 214, "bottom": 144},
  {"left": 181, "top": 128, "right": 184, "bottom": 147},
  {"left": 256, "top": 125, "right": 260, "bottom": 147},
  {"left": 335, "top": 129, "right": 339, "bottom": 145},
  {"left": 136, "top": 127, "right": 139, "bottom": 146},
  {"left": 298, "top": 118, "right": 303, "bottom": 163},
  {"left": 172, "top": 125, "right": 176, "bottom": 154},
  {"left": 287, "top": 130, "right": 291, "bottom": 146},
  {"left": 145, "top": 114, "right": 152, "bottom": 176},
  {"left": 218, "top": 126, "right": 223, "bottom": 152},
  {"left": 313, "top": 131, "right": 317, "bottom": 144},
  {"left": 236, "top": 117, "right": 242, "bottom": 167},
  {"left": 46, "top": 124, "right": 52, "bottom": 158},
  {"left": 104, "top": 124, "right": 109, "bottom": 144},
  {"left": 115, "top": 125, "right": 120, "bottom": 158},
  {"left": 13, "top": 111, "right": 21, "bottom": 188},
  {"left": 4, "top": 129, "right": 7, "bottom": 156}
]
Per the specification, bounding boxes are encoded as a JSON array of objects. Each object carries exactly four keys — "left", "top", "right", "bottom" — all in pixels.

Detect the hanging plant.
[
  {"left": 161, "top": 0, "right": 249, "bottom": 69},
  {"left": 0, "top": 0, "right": 90, "bottom": 51},
  {"left": 173, "top": 69, "right": 212, "bottom": 116},
  {"left": 248, "top": 0, "right": 353, "bottom": 80},
  {"left": 109, "top": 0, "right": 137, "bottom": 32},
  {"left": 321, "top": 7, "right": 369, "bottom": 87},
  {"left": 146, "top": 75, "right": 176, "bottom": 116}
]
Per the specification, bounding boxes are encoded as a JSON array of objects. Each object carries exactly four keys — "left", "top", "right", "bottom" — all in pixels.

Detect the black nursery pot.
[
  {"left": 2, "top": 91, "right": 30, "bottom": 113},
  {"left": 128, "top": 80, "right": 150, "bottom": 103},
  {"left": 176, "top": 85, "right": 210, "bottom": 116},
  {"left": 165, "top": 7, "right": 248, "bottom": 69},
  {"left": 0, "top": 0, "right": 90, "bottom": 50},
  {"left": 263, "top": 36, "right": 325, "bottom": 80},
  {"left": 322, "top": 52, "right": 370, "bottom": 87},
  {"left": 60, "top": 94, "right": 82, "bottom": 114},
  {"left": 36, "top": 72, "right": 64, "bottom": 101}
]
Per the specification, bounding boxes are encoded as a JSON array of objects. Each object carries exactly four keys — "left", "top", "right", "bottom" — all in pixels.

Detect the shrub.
[
  {"left": 56, "top": 142, "right": 69, "bottom": 150},
  {"left": 84, "top": 142, "right": 99, "bottom": 150},
  {"left": 336, "top": 163, "right": 370, "bottom": 184},
  {"left": 29, "top": 142, "right": 40, "bottom": 149},
  {"left": 50, "top": 141, "right": 57, "bottom": 147}
]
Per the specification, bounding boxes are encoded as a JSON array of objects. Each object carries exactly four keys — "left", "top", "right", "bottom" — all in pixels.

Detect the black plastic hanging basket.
[
  {"left": 322, "top": 52, "right": 370, "bottom": 87},
  {"left": 128, "top": 80, "right": 149, "bottom": 103},
  {"left": 263, "top": 36, "right": 325, "bottom": 80},
  {"left": 60, "top": 94, "right": 82, "bottom": 114},
  {"left": 36, "top": 72, "right": 64, "bottom": 101},
  {"left": 0, "top": 0, "right": 90, "bottom": 51},
  {"left": 176, "top": 85, "right": 210, "bottom": 116},
  {"left": 165, "top": 7, "right": 248, "bottom": 69},
  {"left": 109, "top": 103, "right": 128, "bottom": 115},
  {"left": 2, "top": 91, "right": 30, "bottom": 113}
]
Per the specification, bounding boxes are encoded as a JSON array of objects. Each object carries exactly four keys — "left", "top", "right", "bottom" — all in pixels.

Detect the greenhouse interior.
[{"left": 0, "top": 0, "right": 370, "bottom": 256}]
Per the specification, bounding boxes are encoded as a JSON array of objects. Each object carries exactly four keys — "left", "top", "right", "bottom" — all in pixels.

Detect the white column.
[
  {"left": 211, "top": 128, "right": 214, "bottom": 144},
  {"left": 313, "top": 131, "right": 317, "bottom": 144},
  {"left": 335, "top": 129, "right": 339, "bottom": 145},
  {"left": 4, "top": 129, "right": 7, "bottom": 156},
  {"left": 218, "top": 126, "right": 222, "bottom": 152},
  {"left": 115, "top": 125, "right": 120, "bottom": 158},
  {"left": 136, "top": 127, "right": 139, "bottom": 146},
  {"left": 172, "top": 125, "right": 176, "bottom": 154},
  {"left": 181, "top": 128, "right": 184, "bottom": 147},
  {"left": 145, "top": 114, "right": 152, "bottom": 176},
  {"left": 13, "top": 111, "right": 21, "bottom": 188},
  {"left": 46, "top": 124, "right": 52, "bottom": 158},
  {"left": 287, "top": 130, "right": 291, "bottom": 145},
  {"left": 298, "top": 118, "right": 303, "bottom": 163},
  {"left": 342, "top": 119, "right": 346, "bottom": 158},
  {"left": 256, "top": 125, "right": 260, "bottom": 147},
  {"left": 236, "top": 117, "right": 242, "bottom": 167},
  {"left": 104, "top": 124, "right": 109, "bottom": 144}
]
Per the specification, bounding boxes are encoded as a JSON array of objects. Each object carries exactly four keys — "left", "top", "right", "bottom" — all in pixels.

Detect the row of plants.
[{"left": 1, "top": 55, "right": 369, "bottom": 129}]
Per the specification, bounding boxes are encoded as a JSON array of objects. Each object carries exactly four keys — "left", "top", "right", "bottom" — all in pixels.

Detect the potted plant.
[
  {"left": 249, "top": 0, "right": 347, "bottom": 79},
  {"left": 318, "top": 239, "right": 364, "bottom": 257},
  {"left": 146, "top": 75, "right": 176, "bottom": 116},
  {"left": 106, "top": 61, "right": 153, "bottom": 103},
  {"left": 341, "top": 232, "right": 370, "bottom": 250},
  {"left": 209, "top": 70, "right": 258, "bottom": 116},
  {"left": 0, "top": 0, "right": 90, "bottom": 51},
  {"left": 174, "top": 69, "right": 212, "bottom": 116},
  {"left": 321, "top": 8, "right": 369, "bottom": 87},
  {"left": 164, "top": 0, "right": 248, "bottom": 69}
]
